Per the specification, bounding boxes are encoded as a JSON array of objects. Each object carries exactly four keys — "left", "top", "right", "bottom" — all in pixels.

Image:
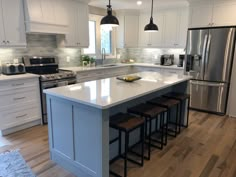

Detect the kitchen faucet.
[{"left": 101, "top": 48, "right": 106, "bottom": 65}]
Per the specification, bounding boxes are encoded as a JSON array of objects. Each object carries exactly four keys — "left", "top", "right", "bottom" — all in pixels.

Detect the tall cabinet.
[{"left": 0, "top": 0, "right": 26, "bottom": 47}]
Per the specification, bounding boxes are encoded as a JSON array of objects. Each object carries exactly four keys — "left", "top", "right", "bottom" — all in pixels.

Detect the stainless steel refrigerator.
[{"left": 185, "top": 27, "right": 236, "bottom": 115}]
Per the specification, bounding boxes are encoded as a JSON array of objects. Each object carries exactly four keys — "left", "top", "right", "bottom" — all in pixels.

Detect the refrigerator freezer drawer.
[{"left": 190, "top": 80, "right": 229, "bottom": 114}]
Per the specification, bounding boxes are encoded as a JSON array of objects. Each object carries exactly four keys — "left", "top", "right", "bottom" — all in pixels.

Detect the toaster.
[{"left": 2, "top": 63, "right": 26, "bottom": 75}]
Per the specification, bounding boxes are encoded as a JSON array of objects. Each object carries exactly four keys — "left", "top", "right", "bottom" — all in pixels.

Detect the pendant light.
[
  {"left": 144, "top": 0, "right": 158, "bottom": 32},
  {"left": 100, "top": 0, "right": 119, "bottom": 28}
]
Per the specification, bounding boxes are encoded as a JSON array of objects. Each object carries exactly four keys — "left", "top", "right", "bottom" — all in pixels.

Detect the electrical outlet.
[
  {"left": 13, "top": 58, "right": 19, "bottom": 64},
  {"left": 66, "top": 56, "right": 70, "bottom": 62}
]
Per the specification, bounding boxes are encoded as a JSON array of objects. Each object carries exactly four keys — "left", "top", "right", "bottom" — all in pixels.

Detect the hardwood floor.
[{"left": 0, "top": 111, "right": 236, "bottom": 177}]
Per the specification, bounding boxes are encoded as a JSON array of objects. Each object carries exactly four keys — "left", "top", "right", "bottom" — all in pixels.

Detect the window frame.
[{"left": 82, "top": 14, "right": 117, "bottom": 59}]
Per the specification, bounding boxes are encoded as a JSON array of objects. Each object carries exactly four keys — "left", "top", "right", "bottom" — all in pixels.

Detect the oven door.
[{"left": 41, "top": 78, "right": 77, "bottom": 124}]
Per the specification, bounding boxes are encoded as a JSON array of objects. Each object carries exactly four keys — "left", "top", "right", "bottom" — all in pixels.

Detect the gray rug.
[{"left": 0, "top": 150, "right": 35, "bottom": 177}]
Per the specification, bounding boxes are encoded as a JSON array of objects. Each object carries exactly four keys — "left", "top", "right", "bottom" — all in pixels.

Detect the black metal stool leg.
[
  {"left": 119, "top": 130, "right": 122, "bottom": 156},
  {"left": 140, "top": 124, "right": 144, "bottom": 166},
  {"left": 124, "top": 132, "right": 129, "bottom": 177},
  {"left": 186, "top": 98, "right": 190, "bottom": 128}
]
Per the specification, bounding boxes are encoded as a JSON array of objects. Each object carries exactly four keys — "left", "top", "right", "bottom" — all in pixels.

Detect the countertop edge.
[{"left": 44, "top": 77, "right": 191, "bottom": 110}]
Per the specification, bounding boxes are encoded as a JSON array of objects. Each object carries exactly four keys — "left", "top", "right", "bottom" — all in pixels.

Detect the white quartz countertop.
[
  {"left": 44, "top": 72, "right": 191, "bottom": 109},
  {"left": 60, "top": 63, "right": 184, "bottom": 73},
  {"left": 0, "top": 73, "right": 39, "bottom": 81}
]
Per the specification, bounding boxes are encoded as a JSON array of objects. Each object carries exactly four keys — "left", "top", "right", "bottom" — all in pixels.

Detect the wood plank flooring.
[{"left": 0, "top": 111, "right": 236, "bottom": 177}]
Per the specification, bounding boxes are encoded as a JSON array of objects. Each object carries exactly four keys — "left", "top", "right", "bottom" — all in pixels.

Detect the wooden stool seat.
[
  {"left": 110, "top": 113, "right": 145, "bottom": 132},
  {"left": 164, "top": 92, "right": 190, "bottom": 101},
  {"left": 128, "top": 103, "right": 167, "bottom": 118},
  {"left": 148, "top": 97, "right": 180, "bottom": 108},
  {"left": 109, "top": 113, "right": 145, "bottom": 177}
]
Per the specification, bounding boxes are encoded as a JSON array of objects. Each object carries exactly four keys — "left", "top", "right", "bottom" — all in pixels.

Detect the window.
[
  {"left": 83, "top": 21, "right": 96, "bottom": 54},
  {"left": 83, "top": 14, "right": 116, "bottom": 58}
]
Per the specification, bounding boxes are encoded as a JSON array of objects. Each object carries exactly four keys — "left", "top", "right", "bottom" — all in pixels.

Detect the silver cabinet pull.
[
  {"left": 13, "top": 97, "right": 26, "bottom": 100},
  {"left": 16, "top": 114, "right": 27, "bottom": 119}
]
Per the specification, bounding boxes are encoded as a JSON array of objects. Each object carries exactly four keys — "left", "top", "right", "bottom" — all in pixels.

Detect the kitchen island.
[{"left": 44, "top": 71, "right": 192, "bottom": 177}]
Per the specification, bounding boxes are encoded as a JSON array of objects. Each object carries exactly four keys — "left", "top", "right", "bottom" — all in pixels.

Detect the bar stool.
[
  {"left": 163, "top": 92, "right": 190, "bottom": 129},
  {"left": 109, "top": 113, "right": 145, "bottom": 177},
  {"left": 128, "top": 103, "right": 167, "bottom": 160},
  {"left": 148, "top": 97, "right": 181, "bottom": 137}
]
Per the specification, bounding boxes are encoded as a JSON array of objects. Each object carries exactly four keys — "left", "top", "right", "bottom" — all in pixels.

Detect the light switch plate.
[{"left": 66, "top": 56, "right": 70, "bottom": 62}]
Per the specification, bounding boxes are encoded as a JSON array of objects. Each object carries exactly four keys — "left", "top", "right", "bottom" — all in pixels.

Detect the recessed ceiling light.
[{"left": 137, "top": 1, "right": 142, "bottom": 6}]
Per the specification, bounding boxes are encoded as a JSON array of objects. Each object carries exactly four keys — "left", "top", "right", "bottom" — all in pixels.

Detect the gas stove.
[
  {"left": 40, "top": 70, "right": 76, "bottom": 81},
  {"left": 22, "top": 56, "right": 77, "bottom": 124},
  {"left": 22, "top": 56, "right": 76, "bottom": 82}
]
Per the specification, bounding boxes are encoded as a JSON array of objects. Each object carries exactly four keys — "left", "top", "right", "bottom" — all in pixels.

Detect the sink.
[{"left": 100, "top": 64, "right": 118, "bottom": 67}]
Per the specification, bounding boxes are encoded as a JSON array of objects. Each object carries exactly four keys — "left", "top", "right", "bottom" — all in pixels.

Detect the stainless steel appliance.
[
  {"left": 160, "top": 54, "right": 174, "bottom": 66},
  {"left": 23, "top": 56, "right": 76, "bottom": 124},
  {"left": 185, "top": 27, "right": 236, "bottom": 115},
  {"left": 178, "top": 55, "right": 185, "bottom": 67},
  {"left": 2, "top": 63, "right": 26, "bottom": 75}
]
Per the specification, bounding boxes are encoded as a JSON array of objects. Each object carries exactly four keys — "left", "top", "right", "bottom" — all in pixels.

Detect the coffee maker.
[{"left": 160, "top": 55, "right": 174, "bottom": 66}]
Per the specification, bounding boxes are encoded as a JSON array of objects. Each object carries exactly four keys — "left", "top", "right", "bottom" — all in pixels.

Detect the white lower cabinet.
[{"left": 0, "top": 77, "right": 41, "bottom": 134}]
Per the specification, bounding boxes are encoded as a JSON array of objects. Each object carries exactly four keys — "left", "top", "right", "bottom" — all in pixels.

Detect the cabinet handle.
[
  {"left": 16, "top": 114, "right": 27, "bottom": 119},
  {"left": 12, "top": 83, "right": 24, "bottom": 87},
  {"left": 3, "top": 40, "right": 5, "bottom": 44},
  {"left": 6, "top": 41, "right": 9, "bottom": 43},
  {"left": 13, "top": 97, "right": 26, "bottom": 101}
]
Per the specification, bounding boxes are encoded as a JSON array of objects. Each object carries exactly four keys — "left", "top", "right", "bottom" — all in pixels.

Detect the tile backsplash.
[
  {"left": 0, "top": 34, "right": 81, "bottom": 67},
  {"left": 116, "top": 48, "right": 185, "bottom": 64}
]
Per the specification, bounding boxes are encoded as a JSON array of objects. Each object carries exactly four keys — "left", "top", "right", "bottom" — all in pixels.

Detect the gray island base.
[{"left": 44, "top": 72, "right": 192, "bottom": 177}]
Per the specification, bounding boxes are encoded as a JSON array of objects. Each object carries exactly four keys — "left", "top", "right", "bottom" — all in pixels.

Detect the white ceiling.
[{"left": 89, "top": 0, "right": 191, "bottom": 10}]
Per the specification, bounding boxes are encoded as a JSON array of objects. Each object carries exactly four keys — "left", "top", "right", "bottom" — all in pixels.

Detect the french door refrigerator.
[{"left": 185, "top": 27, "right": 236, "bottom": 115}]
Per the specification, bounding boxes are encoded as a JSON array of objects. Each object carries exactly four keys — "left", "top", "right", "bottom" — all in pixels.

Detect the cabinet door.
[
  {"left": 0, "top": 1, "right": 6, "bottom": 46},
  {"left": 124, "top": 15, "right": 139, "bottom": 47},
  {"left": 77, "top": 2, "right": 89, "bottom": 47},
  {"left": 116, "top": 14, "right": 125, "bottom": 48},
  {"left": 189, "top": 5, "right": 213, "bottom": 28},
  {"left": 64, "top": 0, "right": 77, "bottom": 47},
  {"left": 138, "top": 14, "right": 150, "bottom": 47},
  {"left": 150, "top": 12, "right": 164, "bottom": 47},
  {"left": 212, "top": 3, "right": 236, "bottom": 26},
  {"left": 163, "top": 11, "right": 178, "bottom": 47},
  {"left": 177, "top": 9, "right": 188, "bottom": 48},
  {"left": 2, "top": 0, "right": 26, "bottom": 47}
]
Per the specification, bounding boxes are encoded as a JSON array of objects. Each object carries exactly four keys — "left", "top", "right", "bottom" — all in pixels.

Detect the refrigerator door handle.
[
  {"left": 200, "top": 34, "right": 208, "bottom": 79},
  {"left": 204, "top": 34, "right": 212, "bottom": 78},
  {"left": 190, "top": 80, "right": 226, "bottom": 87}
]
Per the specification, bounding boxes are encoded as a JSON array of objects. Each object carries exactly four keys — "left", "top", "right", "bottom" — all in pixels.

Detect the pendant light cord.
[
  {"left": 107, "top": 0, "right": 111, "bottom": 8},
  {"left": 151, "top": 0, "right": 154, "bottom": 18}
]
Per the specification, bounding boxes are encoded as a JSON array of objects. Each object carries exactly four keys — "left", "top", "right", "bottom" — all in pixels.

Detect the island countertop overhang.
[{"left": 43, "top": 72, "right": 192, "bottom": 109}]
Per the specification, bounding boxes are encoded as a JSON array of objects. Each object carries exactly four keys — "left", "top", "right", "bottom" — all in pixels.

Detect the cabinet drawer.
[
  {"left": 0, "top": 78, "right": 39, "bottom": 92},
  {"left": 0, "top": 85, "right": 40, "bottom": 108},
  {"left": 0, "top": 103, "right": 41, "bottom": 130}
]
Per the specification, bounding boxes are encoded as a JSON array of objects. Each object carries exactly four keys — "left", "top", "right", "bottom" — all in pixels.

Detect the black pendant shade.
[
  {"left": 100, "top": 0, "right": 119, "bottom": 27},
  {"left": 144, "top": 0, "right": 158, "bottom": 32}
]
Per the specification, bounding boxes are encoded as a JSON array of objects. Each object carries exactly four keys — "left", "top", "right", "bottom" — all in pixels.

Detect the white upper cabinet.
[
  {"left": 212, "top": 2, "right": 236, "bottom": 27},
  {"left": 76, "top": 2, "right": 89, "bottom": 47},
  {"left": 189, "top": 5, "right": 213, "bottom": 28},
  {"left": 189, "top": 1, "right": 236, "bottom": 28},
  {"left": 57, "top": 0, "right": 89, "bottom": 48},
  {"left": 0, "top": 0, "right": 26, "bottom": 47},
  {"left": 24, "top": 0, "right": 68, "bottom": 34},
  {"left": 116, "top": 12, "right": 139, "bottom": 48},
  {"left": 138, "top": 14, "right": 150, "bottom": 47},
  {"left": 163, "top": 10, "right": 179, "bottom": 47},
  {"left": 138, "top": 8, "right": 188, "bottom": 48},
  {"left": 150, "top": 12, "right": 164, "bottom": 47}
]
